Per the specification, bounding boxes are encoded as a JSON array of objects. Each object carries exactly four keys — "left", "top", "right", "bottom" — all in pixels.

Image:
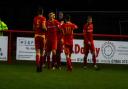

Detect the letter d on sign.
[{"left": 75, "top": 44, "right": 80, "bottom": 54}]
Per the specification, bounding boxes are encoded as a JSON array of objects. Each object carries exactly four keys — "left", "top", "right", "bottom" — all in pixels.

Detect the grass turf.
[{"left": 0, "top": 62, "right": 128, "bottom": 89}]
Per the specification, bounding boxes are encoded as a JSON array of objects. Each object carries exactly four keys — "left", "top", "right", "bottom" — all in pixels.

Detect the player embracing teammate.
[{"left": 45, "top": 12, "right": 61, "bottom": 70}]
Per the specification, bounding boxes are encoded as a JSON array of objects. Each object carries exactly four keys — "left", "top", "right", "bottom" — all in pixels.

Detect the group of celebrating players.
[{"left": 33, "top": 7, "right": 98, "bottom": 72}]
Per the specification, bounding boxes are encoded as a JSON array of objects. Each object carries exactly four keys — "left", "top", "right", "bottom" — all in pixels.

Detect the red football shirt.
[
  {"left": 33, "top": 16, "right": 46, "bottom": 35},
  {"left": 83, "top": 23, "right": 93, "bottom": 41},
  {"left": 46, "top": 19, "right": 60, "bottom": 41},
  {"left": 57, "top": 19, "right": 64, "bottom": 42},
  {"left": 61, "top": 21, "right": 78, "bottom": 45}
]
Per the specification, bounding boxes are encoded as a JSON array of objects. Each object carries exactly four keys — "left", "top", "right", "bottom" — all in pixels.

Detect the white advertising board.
[
  {"left": 16, "top": 37, "right": 128, "bottom": 64},
  {"left": 0, "top": 36, "right": 8, "bottom": 61}
]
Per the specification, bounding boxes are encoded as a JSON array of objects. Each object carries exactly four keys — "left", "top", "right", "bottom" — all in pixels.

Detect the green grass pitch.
[{"left": 0, "top": 62, "right": 128, "bottom": 89}]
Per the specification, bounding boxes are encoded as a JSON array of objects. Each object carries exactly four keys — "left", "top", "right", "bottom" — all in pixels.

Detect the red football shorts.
[
  {"left": 35, "top": 36, "right": 45, "bottom": 50},
  {"left": 46, "top": 39, "right": 57, "bottom": 52},
  {"left": 84, "top": 40, "right": 95, "bottom": 53},
  {"left": 64, "top": 44, "right": 73, "bottom": 54}
]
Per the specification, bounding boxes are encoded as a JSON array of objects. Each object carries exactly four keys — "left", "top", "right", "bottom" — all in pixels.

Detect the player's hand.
[
  {"left": 61, "top": 38, "right": 64, "bottom": 44},
  {"left": 87, "top": 30, "right": 93, "bottom": 32},
  {"left": 60, "top": 21, "right": 64, "bottom": 25},
  {"left": 87, "top": 26, "right": 90, "bottom": 29},
  {"left": 88, "top": 41, "right": 91, "bottom": 46}
]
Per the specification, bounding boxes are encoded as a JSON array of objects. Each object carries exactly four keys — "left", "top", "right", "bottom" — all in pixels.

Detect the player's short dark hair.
[
  {"left": 37, "top": 6, "right": 43, "bottom": 15},
  {"left": 87, "top": 15, "right": 92, "bottom": 20},
  {"left": 65, "top": 14, "right": 71, "bottom": 22},
  {"left": 58, "top": 11, "right": 63, "bottom": 15}
]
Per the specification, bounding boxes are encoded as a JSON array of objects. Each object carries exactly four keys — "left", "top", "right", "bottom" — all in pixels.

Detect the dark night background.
[{"left": 0, "top": 0, "right": 128, "bottom": 35}]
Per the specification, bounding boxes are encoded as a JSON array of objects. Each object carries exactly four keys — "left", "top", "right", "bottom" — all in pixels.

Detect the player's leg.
[
  {"left": 64, "top": 45, "right": 72, "bottom": 71},
  {"left": 43, "top": 37, "right": 48, "bottom": 68},
  {"left": 46, "top": 51, "right": 51, "bottom": 69},
  {"left": 35, "top": 37, "right": 42, "bottom": 72},
  {"left": 36, "top": 49, "right": 41, "bottom": 72},
  {"left": 40, "top": 37, "right": 46, "bottom": 68},
  {"left": 58, "top": 40, "right": 64, "bottom": 70},
  {"left": 46, "top": 40, "right": 52, "bottom": 69},
  {"left": 51, "top": 40, "right": 57, "bottom": 70},
  {"left": 83, "top": 43, "right": 89, "bottom": 69},
  {"left": 56, "top": 43, "right": 62, "bottom": 70},
  {"left": 56, "top": 50, "right": 61, "bottom": 69},
  {"left": 40, "top": 37, "right": 45, "bottom": 68},
  {"left": 40, "top": 49, "right": 46, "bottom": 70},
  {"left": 43, "top": 51, "right": 47, "bottom": 68},
  {"left": 90, "top": 42, "right": 98, "bottom": 69},
  {"left": 46, "top": 41, "right": 51, "bottom": 69},
  {"left": 68, "top": 45, "right": 73, "bottom": 71},
  {"left": 52, "top": 49, "right": 57, "bottom": 70}
]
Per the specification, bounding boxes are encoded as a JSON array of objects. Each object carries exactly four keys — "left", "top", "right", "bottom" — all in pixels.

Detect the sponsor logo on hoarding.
[{"left": 101, "top": 41, "right": 116, "bottom": 59}]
